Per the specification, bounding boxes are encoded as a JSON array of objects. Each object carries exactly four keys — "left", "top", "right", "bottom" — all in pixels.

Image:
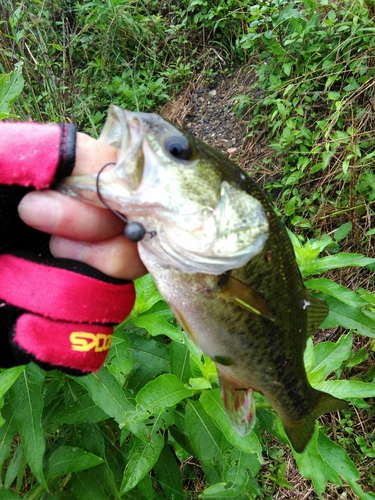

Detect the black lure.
[{"left": 96, "top": 162, "right": 156, "bottom": 242}]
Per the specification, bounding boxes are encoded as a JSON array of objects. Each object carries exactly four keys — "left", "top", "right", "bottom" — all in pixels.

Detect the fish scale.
[{"left": 57, "top": 105, "right": 348, "bottom": 452}]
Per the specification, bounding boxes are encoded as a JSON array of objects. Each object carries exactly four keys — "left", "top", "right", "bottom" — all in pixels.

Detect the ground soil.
[{"left": 161, "top": 66, "right": 277, "bottom": 187}]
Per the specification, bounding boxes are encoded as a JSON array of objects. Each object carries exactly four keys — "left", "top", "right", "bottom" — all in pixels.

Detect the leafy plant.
[
  {"left": 0, "top": 64, "right": 24, "bottom": 120},
  {"left": 1, "top": 258, "right": 375, "bottom": 498},
  {"left": 235, "top": 0, "right": 375, "bottom": 230}
]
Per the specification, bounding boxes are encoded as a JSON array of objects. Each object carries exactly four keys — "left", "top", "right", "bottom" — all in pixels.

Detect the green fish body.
[{"left": 59, "top": 105, "right": 347, "bottom": 452}]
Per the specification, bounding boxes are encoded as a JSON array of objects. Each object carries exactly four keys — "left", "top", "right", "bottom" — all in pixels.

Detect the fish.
[{"left": 58, "top": 105, "right": 348, "bottom": 453}]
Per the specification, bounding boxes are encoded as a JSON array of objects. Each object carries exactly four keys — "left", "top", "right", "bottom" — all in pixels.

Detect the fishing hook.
[{"left": 96, "top": 162, "right": 156, "bottom": 242}]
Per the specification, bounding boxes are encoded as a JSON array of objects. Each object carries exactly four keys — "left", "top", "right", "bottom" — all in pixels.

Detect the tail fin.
[
  {"left": 282, "top": 390, "right": 348, "bottom": 453},
  {"left": 218, "top": 368, "right": 256, "bottom": 436}
]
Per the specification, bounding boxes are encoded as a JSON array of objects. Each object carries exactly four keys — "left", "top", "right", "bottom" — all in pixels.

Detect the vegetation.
[{"left": 1, "top": 0, "right": 375, "bottom": 498}]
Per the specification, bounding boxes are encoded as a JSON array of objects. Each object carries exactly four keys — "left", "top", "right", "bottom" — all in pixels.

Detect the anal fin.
[{"left": 217, "top": 368, "right": 256, "bottom": 437}]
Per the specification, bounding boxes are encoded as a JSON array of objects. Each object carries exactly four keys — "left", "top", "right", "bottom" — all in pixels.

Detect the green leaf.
[
  {"left": 294, "top": 430, "right": 343, "bottom": 496},
  {"left": 73, "top": 367, "right": 134, "bottom": 424},
  {"left": 320, "top": 294, "right": 375, "bottom": 338},
  {"left": 132, "top": 274, "right": 163, "bottom": 315},
  {"left": 170, "top": 340, "right": 192, "bottom": 383},
  {"left": 295, "top": 428, "right": 375, "bottom": 498},
  {"left": 185, "top": 400, "right": 229, "bottom": 467},
  {"left": 199, "top": 389, "right": 262, "bottom": 460},
  {"left": 127, "top": 332, "right": 170, "bottom": 391},
  {"left": 334, "top": 222, "right": 352, "bottom": 241},
  {"left": 305, "top": 278, "right": 368, "bottom": 308},
  {"left": 307, "top": 334, "right": 353, "bottom": 385},
  {"left": 0, "top": 366, "right": 24, "bottom": 399},
  {"left": 0, "top": 404, "right": 17, "bottom": 476},
  {"left": 300, "top": 253, "right": 375, "bottom": 278},
  {"left": 134, "top": 314, "right": 183, "bottom": 342},
  {"left": 0, "top": 65, "right": 24, "bottom": 115},
  {"left": 120, "top": 414, "right": 165, "bottom": 494},
  {"left": 128, "top": 374, "right": 194, "bottom": 422},
  {"left": 201, "top": 447, "right": 261, "bottom": 498},
  {"left": 357, "top": 288, "right": 375, "bottom": 306},
  {"left": 4, "top": 443, "right": 25, "bottom": 490},
  {"left": 71, "top": 470, "right": 109, "bottom": 500},
  {"left": 10, "top": 364, "right": 46, "bottom": 487},
  {"left": 47, "top": 446, "right": 104, "bottom": 477},
  {"left": 106, "top": 332, "right": 133, "bottom": 386},
  {"left": 314, "top": 380, "right": 375, "bottom": 399},
  {"left": 153, "top": 444, "right": 184, "bottom": 499},
  {"left": 51, "top": 394, "right": 109, "bottom": 424}
]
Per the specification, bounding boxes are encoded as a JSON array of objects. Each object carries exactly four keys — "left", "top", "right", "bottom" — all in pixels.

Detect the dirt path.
[{"left": 161, "top": 66, "right": 276, "bottom": 186}]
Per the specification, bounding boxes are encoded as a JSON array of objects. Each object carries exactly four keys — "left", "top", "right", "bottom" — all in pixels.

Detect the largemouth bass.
[{"left": 59, "top": 105, "right": 347, "bottom": 453}]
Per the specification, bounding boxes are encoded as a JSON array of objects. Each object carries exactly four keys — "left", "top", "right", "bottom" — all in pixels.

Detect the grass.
[{"left": 1, "top": 0, "right": 375, "bottom": 498}]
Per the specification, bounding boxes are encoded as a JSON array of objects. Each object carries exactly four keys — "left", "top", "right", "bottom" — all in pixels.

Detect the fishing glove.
[{"left": 0, "top": 121, "right": 135, "bottom": 375}]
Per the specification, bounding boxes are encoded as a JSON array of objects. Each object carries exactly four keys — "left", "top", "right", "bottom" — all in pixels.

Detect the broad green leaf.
[
  {"left": 202, "top": 448, "right": 261, "bottom": 498},
  {"left": 72, "top": 470, "right": 109, "bottom": 500},
  {"left": 294, "top": 429, "right": 343, "bottom": 496},
  {"left": 305, "top": 278, "right": 368, "bottom": 308},
  {"left": 106, "top": 332, "right": 133, "bottom": 386},
  {"left": 320, "top": 295, "right": 375, "bottom": 338},
  {"left": 185, "top": 400, "right": 229, "bottom": 467},
  {"left": 137, "top": 474, "right": 164, "bottom": 500},
  {"left": 0, "top": 366, "right": 24, "bottom": 399},
  {"left": 52, "top": 394, "right": 109, "bottom": 424},
  {"left": 170, "top": 340, "right": 192, "bottom": 383},
  {"left": 307, "top": 334, "right": 353, "bottom": 385},
  {"left": 127, "top": 332, "right": 169, "bottom": 391},
  {"left": 73, "top": 367, "right": 134, "bottom": 424},
  {"left": 128, "top": 374, "right": 194, "bottom": 422},
  {"left": 0, "top": 65, "right": 24, "bottom": 115},
  {"left": 134, "top": 313, "right": 183, "bottom": 342},
  {"left": 200, "top": 389, "right": 262, "bottom": 460},
  {"left": 334, "top": 222, "right": 352, "bottom": 241},
  {"left": 315, "top": 380, "right": 375, "bottom": 399},
  {"left": 357, "top": 288, "right": 375, "bottom": 306},
  {"left": 132, "top": 274, "right": 163, "bottom": 314},
  {"left": 300, "top": 253, "right": 375, "bottom": 278},
  {"left": 295, "top": 430, "right": 369, "bottom": 497},
  {"left": 121, "top": 414, "right": 165, "bottom": 494},
  {"left": 153, "top": 444, "right": 184, "bottom": 499},
  {"left": 47, "top": 446, "right": 103, "bottom": 477},
  {"left": 317, "top": 432, "right": 363, "bottom": 492},
  {"left": 0, "top": 404, "right": 17, "bottom": 476},
  {"left": 10, "top": 364, "right": 46, "bottom": 487},
  {"left": 189, "top": 377, "right": 212, "bottom": 390},
  {"left": 4, "top": 443, "right": 25, "bottom": 490}
]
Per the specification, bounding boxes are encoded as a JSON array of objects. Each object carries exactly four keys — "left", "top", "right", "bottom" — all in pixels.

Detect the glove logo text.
[{"left": 70, "top": 332, "right": 112, "bottom": 352}]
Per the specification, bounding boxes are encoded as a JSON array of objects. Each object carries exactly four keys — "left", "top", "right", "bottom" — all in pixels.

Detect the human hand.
[
  {"left": 0, "top": 123, "right": 143, "bottom": 373},
  {"left": 18, "top": 132, "right": 147, "bottom": 280}
]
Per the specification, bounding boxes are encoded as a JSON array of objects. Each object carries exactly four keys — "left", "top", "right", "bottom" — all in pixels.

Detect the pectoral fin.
[
  {"left": 217, "top": 275, "right": 274, "bottom": 321},
  {"left": 217, "top": 368, "right": 256, "bottom": 437}
]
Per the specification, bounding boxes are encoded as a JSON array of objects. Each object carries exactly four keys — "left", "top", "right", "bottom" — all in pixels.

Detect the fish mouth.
[{"left": 57, "top": 106, "right": 147, "bottom": 212}]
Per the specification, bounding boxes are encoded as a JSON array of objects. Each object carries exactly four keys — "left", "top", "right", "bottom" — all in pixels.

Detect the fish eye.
[{"left": 165, "top": 135, "right": 192, "bottom": 160}]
